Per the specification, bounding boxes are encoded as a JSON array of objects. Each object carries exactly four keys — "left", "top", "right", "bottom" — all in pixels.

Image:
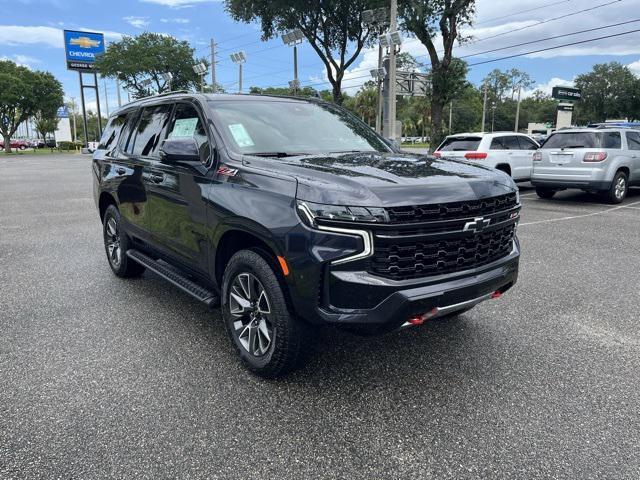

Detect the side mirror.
[{"left": 159, "top": 137, "right": 200, "bottom": 163}]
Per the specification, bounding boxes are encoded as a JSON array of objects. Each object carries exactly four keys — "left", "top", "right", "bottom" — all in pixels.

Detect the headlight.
[
  {"left": 515, "top": 190, "right": 520, "bottom": 205},
  {"left": 297, "top": 200, "right": 389, "bottom": 227}
]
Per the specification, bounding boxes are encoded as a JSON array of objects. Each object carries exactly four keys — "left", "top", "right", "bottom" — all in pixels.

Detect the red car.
[{"left": 0, "top": 139, "right": 29, "bottom": 150}]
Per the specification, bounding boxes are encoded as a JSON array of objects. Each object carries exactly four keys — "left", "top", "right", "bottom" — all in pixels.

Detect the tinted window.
[
  {"left": 98, "top": 113, "right": 128, "bottom": 150},
  {"left": 602, "top": 132, "right": 621, "bottom": 149},
  {"left": 489, "top": 137, "right": 506, "bottom": 150},
  {"left": 130, "top": 104, "right": 172, "bottom": 157},
  {"left": 166, "top": 103, "right": 211, "bottom": 165},
  {"left": 209, "top": 99, "right": 389, "bottom": 155},
  {"left": 627, "top": 131, "right": 640, "bottom": 150},
  {"left": 543, "top": 132, "right": 598, "bottom": 149},
  {"left": 502, "top": 136, "right": 521, "bottom": 150},
  {"left": 518, "top": 136, "right": 539, "bottom": 150},
  {"left": 439, "top": 137, "right": 482, "bottom": 151}
]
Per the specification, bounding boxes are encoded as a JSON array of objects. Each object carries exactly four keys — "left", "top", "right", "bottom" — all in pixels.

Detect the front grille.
[
  {"left": 386, "top": 193, "right": 518, "bottom": 224},
  {"left": 364, "top": 194, "right": 519, "bottom": 281}
]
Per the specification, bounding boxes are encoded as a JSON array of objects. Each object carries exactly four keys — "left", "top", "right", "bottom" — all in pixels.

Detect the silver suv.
[{"left": 531, "top": 128, "right": 640, "bottom": 203}]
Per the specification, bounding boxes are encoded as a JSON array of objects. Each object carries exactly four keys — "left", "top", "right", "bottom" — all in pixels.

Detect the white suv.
[{"left": 434, "top": 132, "right": 540, "bottom": 181}]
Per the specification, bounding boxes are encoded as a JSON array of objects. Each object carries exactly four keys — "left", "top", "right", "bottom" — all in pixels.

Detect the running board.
[{"left": 126, "top": 249, "right": 219, "bottom": 308}]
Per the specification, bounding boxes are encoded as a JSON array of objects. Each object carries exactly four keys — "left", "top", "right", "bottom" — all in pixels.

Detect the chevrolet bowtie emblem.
[
  {"left": 70, "top": 36, "right": 101, "bottom": 48},
  {"left": 463, "top": 217, "right": 491, "bottom": 233}
]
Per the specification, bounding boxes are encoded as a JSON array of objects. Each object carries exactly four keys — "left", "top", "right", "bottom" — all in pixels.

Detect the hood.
[{"left": 242, "top": 151, "right": 516, "bottom": 207}]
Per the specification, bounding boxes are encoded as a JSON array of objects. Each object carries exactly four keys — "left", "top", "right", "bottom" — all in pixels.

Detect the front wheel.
[
  {"left": 605, "top": 171, "right": 628, "bottom": 204},
  {"left": 221, "top": 250, "right": 309, "bottom": 378}
]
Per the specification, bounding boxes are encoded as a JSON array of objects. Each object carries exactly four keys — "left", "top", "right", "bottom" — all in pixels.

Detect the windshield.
[
  {"left": 438, "top": 137, "right": 482, "bottom": 152},
  {"left": 208, "top": 99, "right": 390, "bottom": 156},
  {"left": 542, "top": 131, "right": 622, "bottom": 149}
]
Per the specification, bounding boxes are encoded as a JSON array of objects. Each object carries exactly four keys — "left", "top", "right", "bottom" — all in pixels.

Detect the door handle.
[
  {"left": 150, "top": 173, "right": 165, "bottom": 183},
  {"left": 116, "top": 167, "right": 126, "bottom": 175}
]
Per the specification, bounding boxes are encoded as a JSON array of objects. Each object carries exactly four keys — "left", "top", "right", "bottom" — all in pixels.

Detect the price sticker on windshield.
[{"left": 228, "top": 124, "right": 255, "bottom": 148}]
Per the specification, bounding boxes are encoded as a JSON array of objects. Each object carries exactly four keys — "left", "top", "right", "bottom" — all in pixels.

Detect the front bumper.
[{"left": 313, "top": 239, "right": 519, "bottom": 326}]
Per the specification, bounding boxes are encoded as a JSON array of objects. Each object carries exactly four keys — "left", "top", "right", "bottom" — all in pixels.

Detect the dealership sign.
[
  {"left": 552, "top": 86, "right": 581, "bottom": 102},
  {"left": 63, "top": 30, "right": 105, "bottom": 71}
]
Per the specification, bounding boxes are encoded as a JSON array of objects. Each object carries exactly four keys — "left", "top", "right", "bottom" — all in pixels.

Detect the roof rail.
[{"left": 134, "top": 90, "right": 190, "bottom": 102}]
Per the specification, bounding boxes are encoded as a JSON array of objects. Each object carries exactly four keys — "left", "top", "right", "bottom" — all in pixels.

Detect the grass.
[
  {"left": 0, "top": 148, "right": 81, "bottom": 156},
  {"left": 402, "top": 142, "right": 430, "bottom": 149}
]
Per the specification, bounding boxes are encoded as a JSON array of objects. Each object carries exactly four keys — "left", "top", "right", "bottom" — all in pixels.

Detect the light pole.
[
  {"left": 491, "top": 101, "right": 497, "bottom": 133},
  {"left": 230, "top": 52, "right": 246, "bottom": 94},
  {"left": 514, "top": 84, "right": 522, "bottom": 132},
  {"left": 380, "top": 24, "right": 402, "bottom": 140},
  {"left": 282, "top": 29, "right": 304, "bottom": 96},
  {"left": 192, "top": 63, "right": 208, "bottom": 92},
  {"left": 481, "top": 83, "right": 488, "bottom": 132},
  {"left": 161, "top": 72, "right": 173, "bottom": 92},
  {"left": 362, "top": 7, "right": 389, "bottom": 134}
]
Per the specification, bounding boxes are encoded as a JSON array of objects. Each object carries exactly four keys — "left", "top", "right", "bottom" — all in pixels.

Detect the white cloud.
[
  {"left": 522, "top": 77, "right": 574, "bottom": 98},
  {"left": 0, "top": 54, "right": 40, "bottom": 68},
  {"left": 123, "top": 16, "right": 150, "bottom": 29},
  {"left": 0, "top": 25, "right": 62, "bottom": 48},
  {"left": 160, "top": 18, "right": 190, "bottom": 24},
  {"left": 140, "top": 0, "right": 218, "bottom": 7},
  {"left": 627, "top": 59, "right": 640, "bottom": 76}
]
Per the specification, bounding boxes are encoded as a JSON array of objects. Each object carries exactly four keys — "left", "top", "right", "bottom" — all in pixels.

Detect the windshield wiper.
[{"left": 248, "top": 152, "right": 308, "bottom": 158}]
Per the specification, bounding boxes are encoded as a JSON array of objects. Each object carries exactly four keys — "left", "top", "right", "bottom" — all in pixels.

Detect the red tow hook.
[
  {"left": 491, "top": 290, "right": 503, "bottom": 299},
  {"left": 406, "top": 307, "right": 439, "bottom": 326}
]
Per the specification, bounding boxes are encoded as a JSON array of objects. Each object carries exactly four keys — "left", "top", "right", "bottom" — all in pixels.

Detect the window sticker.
[
  {"left": 228, "top": 123, "right": 255, "bottom": 148},
  {"left": 170, "top": 118, "right": 198, "bottom": 138}
]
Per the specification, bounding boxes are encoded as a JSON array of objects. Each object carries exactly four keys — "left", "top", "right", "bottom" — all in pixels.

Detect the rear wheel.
[
  {"left": 605, "top": 171, "right": 628, "bottom": 204},
  {"left": 536, "top": 187, "right": 556, "bottom": 199},
  {"left": 102, "top": 205, "right": 145, "bottom": 278},
  {"left": 221, "top": 249, "right": 309, "bottom": 378}
]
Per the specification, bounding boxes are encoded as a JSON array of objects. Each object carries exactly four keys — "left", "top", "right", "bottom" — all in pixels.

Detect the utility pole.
[
  {"left": 376, "top": 40, "right": 383, "bottom": 134},
  {"left": 210, "top": 38, "right": 217, "bottom": 93},
  {"left": 481, "top": 83, "right": 488, "bottom": 132},
  {"left": 362, "top": 8, "right": 388, "bottom": 135},
  {"left": 449, "top": 101, "right": 453, "bottom": 133},
  {"left": 386, "top": 0, "right": 398, "bottom": 140},
  {"left": 116, "top": 78, "right": 122, "bottom": 107},
  {"left": 491, "top": 102, "right": 497, "bottom": 133},
  {"left": 514, "top": 85, "right": 522, "bottom": 132}
]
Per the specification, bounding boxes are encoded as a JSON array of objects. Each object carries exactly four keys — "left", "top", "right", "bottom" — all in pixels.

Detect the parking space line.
[
  {"left": 519, "top": 200, "right": 640, "bottom": 226},
  {"left": 620, "top": 205, "right": 640, "bottom": 210}
]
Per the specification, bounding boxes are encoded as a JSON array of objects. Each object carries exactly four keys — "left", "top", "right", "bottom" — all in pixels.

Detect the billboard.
[
  {"left": 63, "top": 30, "right": 105, "bottom": 71},
  {"left": 552, "top": 86, "right": 581, "bottom": 102}
]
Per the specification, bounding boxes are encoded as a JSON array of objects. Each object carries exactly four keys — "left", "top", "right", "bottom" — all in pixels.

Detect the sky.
[{"left": 1, "top": 0, "right": 640, "bottom": 115}]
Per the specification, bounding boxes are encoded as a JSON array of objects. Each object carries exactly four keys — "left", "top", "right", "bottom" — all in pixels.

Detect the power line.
[
  {"left": 459, "top": 18, "right": 640, "bottom": 60},
  {"left": 474, "top": 0, "right": 573, "bottom": 26}
]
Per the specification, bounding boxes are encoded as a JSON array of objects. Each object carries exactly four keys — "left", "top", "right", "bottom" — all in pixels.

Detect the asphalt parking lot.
[{"left": 1, "top": 153, "right": 639, "bottom": 479}]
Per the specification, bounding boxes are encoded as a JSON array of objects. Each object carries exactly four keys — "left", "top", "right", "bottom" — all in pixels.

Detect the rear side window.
[
  {"left": 627, "top": 131, "right": 640, "bottom": 150},
  {"left": 502, "top": 136, "right": 521, "bottom": 150},
  {"left": 490, "top": 137, "right": 506, "bottom": 150},
  {"left": 518, "top": 136, "right": 539, "bottom": 150},
  {"left": 98, "top": 113, "right": 128, "bottom": 151},
  {"left": 130, "top": 104, "right": 173, "bottom": 157},
  {"left": 438, "top": 137, "right": 481, "bottom": 151},
  {"left": 601, "top": 132, "right": 621, "bottom": 149}
]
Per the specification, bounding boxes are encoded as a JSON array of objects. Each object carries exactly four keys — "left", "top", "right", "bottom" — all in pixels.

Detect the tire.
[
  {"left": 102, "top": 205, "right": 145, "bottom": 278},
  {"left": 18, "top": 145, "right": 26, "bottom": 151},
  {"left": 536, "top": 187, "right": 556, "bottom": 199},
  {"left": 605, "top": 171, "right": 628, "bottom": 204},
  {"left": 221, "top": 249, "right": 309, "bottom": 378}
]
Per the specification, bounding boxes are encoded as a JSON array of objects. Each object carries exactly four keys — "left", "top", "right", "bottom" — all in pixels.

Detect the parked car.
[
  {"left": 0, "top": 139, "right": 29, "bottom": 150},
  {"left": 93, "top": 93, "right": 521, "bottom": 377},
  {"left": 531, "top": 128, "right": 640, "bottom": 203},
  {"left": 433, "top": 132, "right": 540, "bottom": 181}
]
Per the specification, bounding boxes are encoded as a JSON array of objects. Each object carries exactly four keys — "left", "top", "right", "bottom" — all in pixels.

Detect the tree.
[
  {"left": 399, "top": 0, "right": 476, "bottom": 148},
  {"left": 574, "top": 62, "right": 640, "bottom": 123},
  {"left": 34, "top": 115, "right": 59, "bottom": 141},
  {"left": 96, "top": 32, "right": 207, "bottom": 99},
  {"left": 0, "top": 60, "right": 64, "bottom": 153},
  {"left": 353, "top": 87, "right": 378, "bottom": 126},
  {"left": 225, "top": 0, "right": 376, "bottom": 104}
]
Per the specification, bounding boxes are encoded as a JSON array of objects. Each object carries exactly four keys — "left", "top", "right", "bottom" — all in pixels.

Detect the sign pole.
[
  {"left": 94, "top": 73, "right": 103, "bottom": 137},
  {"left": 79, "top": 72, "right": 89, "bottom": 147}
]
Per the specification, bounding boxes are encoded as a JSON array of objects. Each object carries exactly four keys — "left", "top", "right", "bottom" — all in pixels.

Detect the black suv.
[{"left": 93, "top": 93, "right": 521, "bottom": 377}]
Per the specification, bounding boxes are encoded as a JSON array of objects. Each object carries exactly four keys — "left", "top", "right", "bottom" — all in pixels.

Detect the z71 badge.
[{"left": 217, "top": 166, "right": 239, "bottom": 177}]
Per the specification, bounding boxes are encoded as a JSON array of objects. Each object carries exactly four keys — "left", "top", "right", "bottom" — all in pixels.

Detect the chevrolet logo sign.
[
  {"left": 70, "top": 36, "right": 101, "bottom": 49},
  {"left": 463, "top": 217, "right": 491, "bottom": 233}
]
